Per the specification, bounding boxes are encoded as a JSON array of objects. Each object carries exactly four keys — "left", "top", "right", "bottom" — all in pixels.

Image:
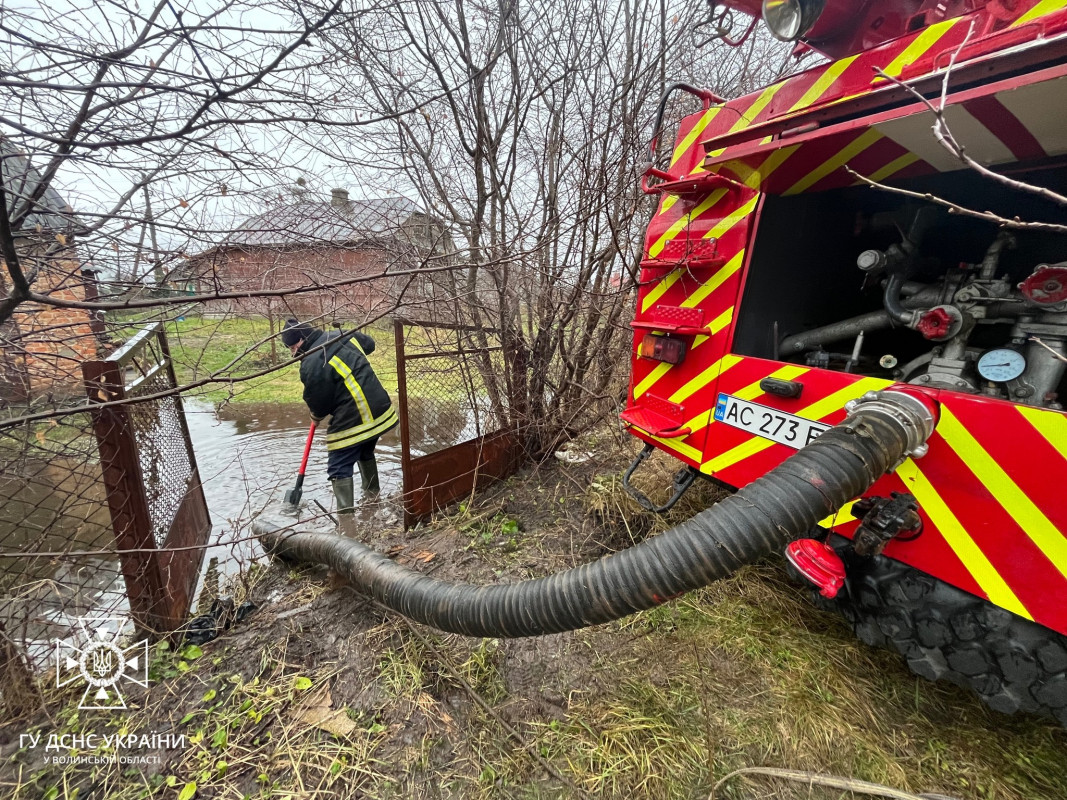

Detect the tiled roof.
[
  {"left": 0, "top": 142, "right": 83, "bottom": 234},
  {"left": 224, "top": 195, "right": 419, "bottom": 248}
]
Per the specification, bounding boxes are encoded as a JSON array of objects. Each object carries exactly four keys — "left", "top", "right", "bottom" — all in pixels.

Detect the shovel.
[{"left": 284, "top": 422, "right": 317, "bottom": 507}]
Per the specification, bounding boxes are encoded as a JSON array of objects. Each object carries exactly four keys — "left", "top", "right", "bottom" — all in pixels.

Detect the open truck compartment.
[
  {"left": 622, "top": 0, "right": 1067, "bottom": 724},
  {"left": 736, "top": 164, "right": 1067, "bottom": 406}
]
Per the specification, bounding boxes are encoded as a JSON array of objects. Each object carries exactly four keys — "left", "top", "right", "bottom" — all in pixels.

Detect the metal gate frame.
[
  {"left": 81, "top": 321, "right": 210, "bottom": 635},
  {"left": 394, "top": 319, "right": 523, "bottom": 529}
]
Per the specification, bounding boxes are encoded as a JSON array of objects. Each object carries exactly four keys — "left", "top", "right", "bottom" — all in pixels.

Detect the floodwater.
[
  {"left": 188, "top": 399, "right": 403, "bottom": 526},
  {"left": 0, "top": 399, "right": 404, "bottom": 667},
  {"left": 0, "top": 392, "right": 490, "bottom": 666}
]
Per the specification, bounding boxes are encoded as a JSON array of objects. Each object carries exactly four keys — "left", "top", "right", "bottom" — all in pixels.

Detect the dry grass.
[
  {"left": 3, "top": 434, "right": 1065, "bottom": 799},
  {"left": 525, "top": 565, "right": 1067, "bottom": 800}
]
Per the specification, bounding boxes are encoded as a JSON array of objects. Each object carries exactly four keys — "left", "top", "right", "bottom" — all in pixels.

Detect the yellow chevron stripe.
[
  {"left": 685, "top": 409, "right": 713, "bottom": 430},
  {"left": 1017, "top": 406, "right": 1067, "bottom": 462},
  {"left": 728, "top": 81, "right": 786, "bottom": 133},
  {"left": 703, "top": 306, "right": 734, "bottom": 336},
  {"left": 882, "top": 18, "right": 959, "bottom": 78},
  {"left": 784, "top": 128, "right": 884, "bottom": 195},
  {"left": 1012, "top": 0, "right": 1067, "bottom": 26},
  {"left": 864, "top": 152, "right": 921, "bottom": 184},
  {"left": 641, "top": 269, "right": 684, "bottom": 313},
  {"left": 716, "top": 146, "right": 801, "bottom": 191},
  {"left": 670, "top": 107, "right": 722, "bottom": 168},
  {"left": 750, "top": 145, "right": 801, "bottom": 189},
  {"left": 679, "top": 251, "right": 745, "bottom": 309},
  {"left": 674, "top": 307, "right": 732, "bottom": 355},
  {"left": 700, "top": 377, "right": 889, "bottom": 473},
  {"left": 633, "top": 307, "right": 735, "bottom": 400},
  {"left": 937, "top": 408, "right": 1067, "bottom": 581},
  {"left": 895, "top": 459, "right": 1033, "bottom": 620},
  {"left": 705, "top": 83, "right": 789, "bottom": 161},
  {"left": 818, "top": 500, "right": 857, "bottom": 529},
  {"left": 659, "top": 195, "right": 681, "bottom": 216},
  {"left": 786, "top": 55, "right": 859, "bottom": 115},
  {"left": 633, "top": 362, "right": 671, "bottom": 400},
  {"left": 649, "top": 188, "right": 729, "bottom": 258},
  {"left": 702, "top": 196, "right": 759, "bottom": 241},
  {"left": 669, "top": 353, "right": 743, "bottom": 404},
  {"left": 717, "top": 159, "right": 756, "bottom": 187}
]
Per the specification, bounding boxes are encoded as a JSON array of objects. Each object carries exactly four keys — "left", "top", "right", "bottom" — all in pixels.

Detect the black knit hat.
[{"left": 281, "top": 318, "right": 314, "bottom": 347}]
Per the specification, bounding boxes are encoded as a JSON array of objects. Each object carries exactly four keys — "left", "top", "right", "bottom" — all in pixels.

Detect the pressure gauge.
[{"left": 977, "top": 348, "right": 1027, "bottom": 382}]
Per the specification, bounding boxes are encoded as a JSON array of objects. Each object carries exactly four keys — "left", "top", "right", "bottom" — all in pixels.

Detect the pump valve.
[{"left": 850, "top": 492, "right": 923, "bottom": 556}]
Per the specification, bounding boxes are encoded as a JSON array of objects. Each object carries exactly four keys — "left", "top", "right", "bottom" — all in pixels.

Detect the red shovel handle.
[{"left": 298, "top": 422, "right": 316, "bottom": 476}]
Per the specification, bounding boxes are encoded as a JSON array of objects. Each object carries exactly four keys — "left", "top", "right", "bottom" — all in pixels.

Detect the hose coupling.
[{"left": 844, "top": 387, "right": 939, "bottom": 464}]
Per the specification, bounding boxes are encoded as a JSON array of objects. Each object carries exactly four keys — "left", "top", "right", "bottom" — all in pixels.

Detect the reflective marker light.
[
  {"left": 638, "top": 334, "right": 686, "bottom": 365},
  {"left": 762, "top": 0, "right": 826, "bottom": 41}
]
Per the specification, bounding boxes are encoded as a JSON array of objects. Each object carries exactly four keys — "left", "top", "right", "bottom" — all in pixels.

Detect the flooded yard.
[
  {"left": 0, "top": 393, "right": 477, "bottom": 664},
  {"left": 185, "top": 399, "right": 403, "bottom": 566}
]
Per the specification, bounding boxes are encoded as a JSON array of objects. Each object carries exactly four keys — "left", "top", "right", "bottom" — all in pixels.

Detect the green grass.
[
  {"left": 6, "top": 559, "right": 1066, "bottom": 800},
  {"left": 161, "top": 315, "right": 481, "bottom": 407},
  {"left": 521, "top": 565, "right": 1067, "bottom": 800},
  {"left": 164, "top": 316, "right": 399, "bottom": 405},
  {"left": 8, "top": 436, "right": 1064, "bottom": 799}
]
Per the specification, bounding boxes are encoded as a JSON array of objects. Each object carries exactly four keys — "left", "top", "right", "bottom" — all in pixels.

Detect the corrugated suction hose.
[{"left": 254, "top": 389, "right": 937, "bottom": 638}]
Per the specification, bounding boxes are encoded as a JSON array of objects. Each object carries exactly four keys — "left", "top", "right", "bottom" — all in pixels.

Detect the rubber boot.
[
  {"left": 357, "top": 459, "right": 380, "bottom": 497},
  {"left": 329, "top": 477, "right": 360, "bottom": 550},
  {"left": 331, "top": 477, "right": 356, "bottom": 514}
]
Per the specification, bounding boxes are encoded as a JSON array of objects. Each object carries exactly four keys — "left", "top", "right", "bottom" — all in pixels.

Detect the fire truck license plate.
[{"left": 714, "top": 394, "right": 829, "bottom": 450}]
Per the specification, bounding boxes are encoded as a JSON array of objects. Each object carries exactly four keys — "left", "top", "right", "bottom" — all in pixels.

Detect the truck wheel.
[{"left": 807, "top": 535, "right": 1067, "bottom": 726}]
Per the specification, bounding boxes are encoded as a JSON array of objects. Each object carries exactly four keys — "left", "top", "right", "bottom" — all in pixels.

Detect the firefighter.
[{"left": 281, "top": 319, "right": 398, "bottom": 514}]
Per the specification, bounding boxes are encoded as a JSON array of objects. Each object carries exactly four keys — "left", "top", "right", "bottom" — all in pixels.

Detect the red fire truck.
[{"left": 623, "top": 0, "right": 1067, "bottom": 722}]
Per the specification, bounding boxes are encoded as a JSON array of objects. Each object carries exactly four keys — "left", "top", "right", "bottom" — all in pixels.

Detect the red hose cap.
[
  {"left": 1020, "top": 265, "right": 1067, "bottom": 306},
  {"left": 785, "top": 539, "right": 846, "bottom": 599}
]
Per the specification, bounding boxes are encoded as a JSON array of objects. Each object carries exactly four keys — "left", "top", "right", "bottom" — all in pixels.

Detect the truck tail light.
[{"left": 638, "top": 334, "right": 686, "bottom": 364}]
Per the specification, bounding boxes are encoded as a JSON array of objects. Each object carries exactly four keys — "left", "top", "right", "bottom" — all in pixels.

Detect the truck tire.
[{"left": 807, "top": 535, "right": 1067, "bottom": 725}]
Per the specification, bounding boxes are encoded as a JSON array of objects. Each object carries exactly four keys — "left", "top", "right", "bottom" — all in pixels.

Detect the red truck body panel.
[{"left": 625, "top": 1, "right": 1067, "bottom": 635}]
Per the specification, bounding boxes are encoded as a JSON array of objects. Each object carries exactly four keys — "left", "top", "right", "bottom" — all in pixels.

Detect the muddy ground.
[{"left": 2, "top": 431, "right": 1066, "bottom": 799}]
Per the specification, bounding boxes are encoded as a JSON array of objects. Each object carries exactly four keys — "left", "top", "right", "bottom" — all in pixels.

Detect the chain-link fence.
[
  {"left": 0, "top": 410, "right": 117, "bottom": 678},
  {"left": 113, "top": 328, "right": 197, "bottom": 548},
  {"left": 0, "top": 322, "right": 209, "bottom": 713},
  {"left": 394, "top": 319, "right": 524, "bottom": 528}
]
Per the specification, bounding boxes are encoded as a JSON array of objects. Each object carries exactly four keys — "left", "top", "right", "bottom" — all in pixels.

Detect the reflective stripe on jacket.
[{"left": 298, "top": 329, "right": 398, "bottom": 450}]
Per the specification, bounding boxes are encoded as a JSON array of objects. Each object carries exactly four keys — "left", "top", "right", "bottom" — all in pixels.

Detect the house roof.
[
  {"left": 224, "top": 194, "right": 420, "bottom": 248},
  {"left": 0, "top": 142, "right": 83, "bottom": 234}
]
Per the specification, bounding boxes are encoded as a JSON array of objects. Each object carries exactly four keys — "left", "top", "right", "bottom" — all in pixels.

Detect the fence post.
[
  {"left": 394, "top": 319, "right": 414, "bottom": 529},
  {"left": 82, "top": 359, "right": 164, "bottom": 635}
]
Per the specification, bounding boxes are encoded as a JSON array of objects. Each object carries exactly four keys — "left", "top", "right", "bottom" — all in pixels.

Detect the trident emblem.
[{"left": 54, "top": 617, "right": 149, "bottom": 710}]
